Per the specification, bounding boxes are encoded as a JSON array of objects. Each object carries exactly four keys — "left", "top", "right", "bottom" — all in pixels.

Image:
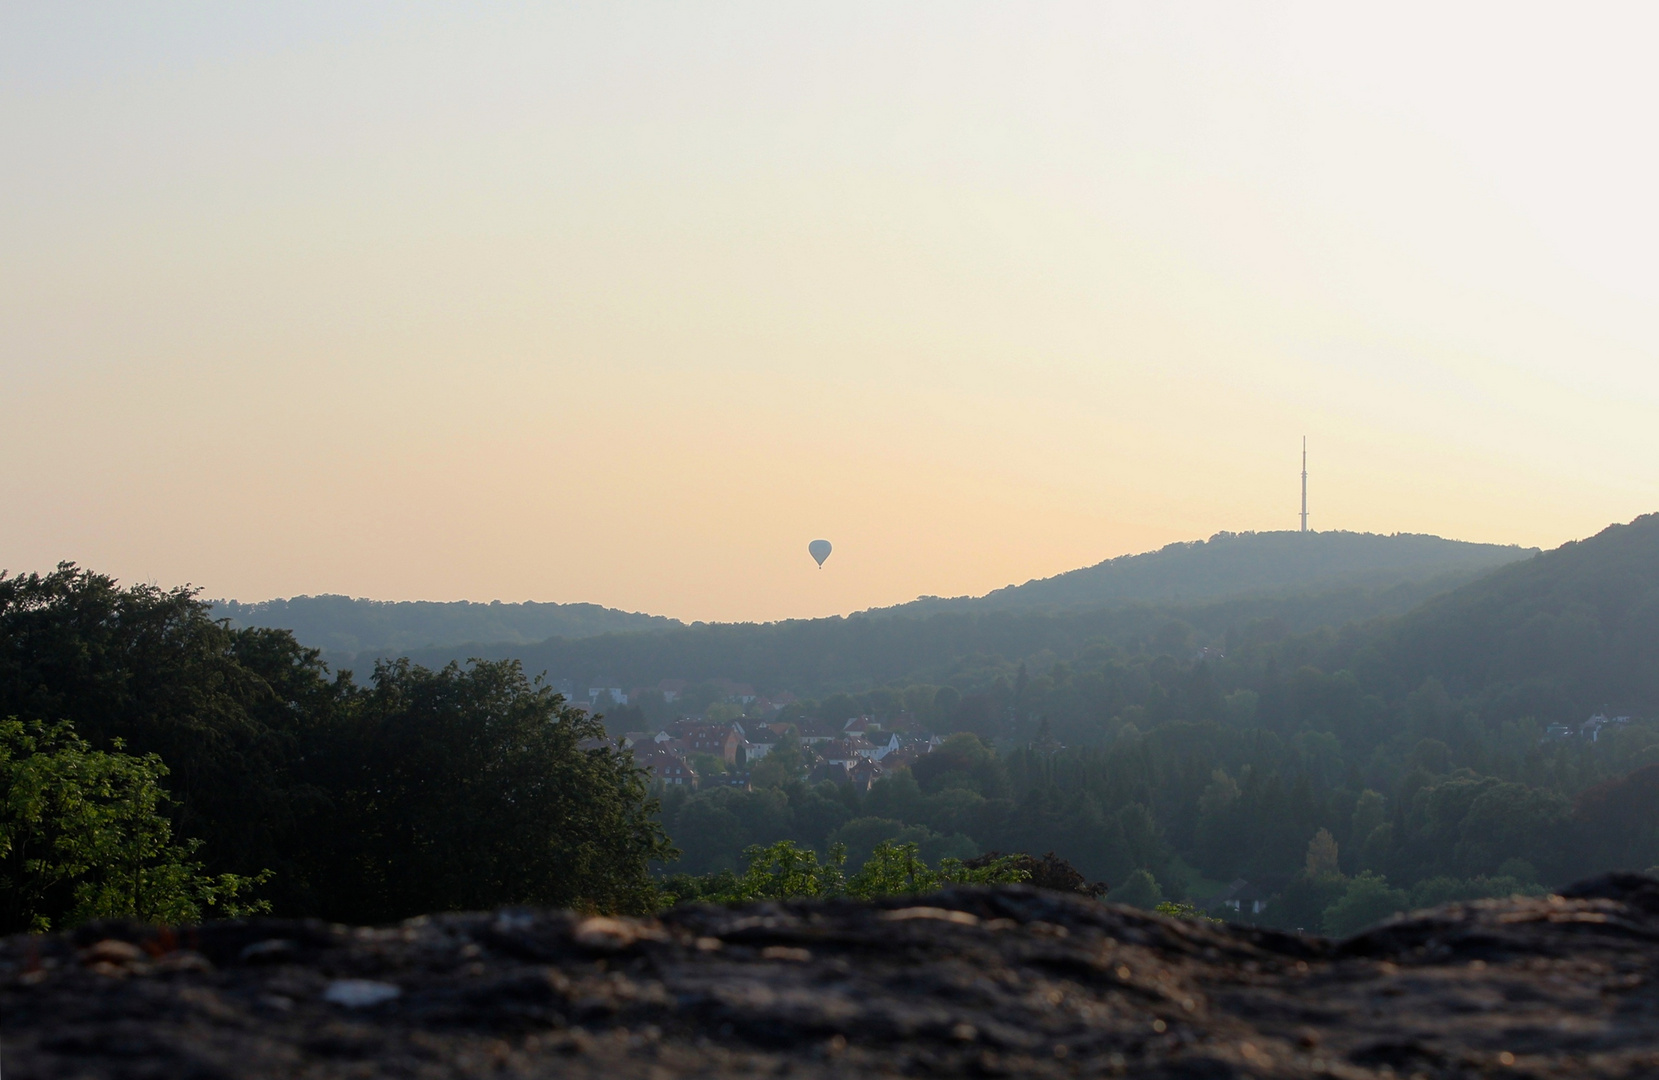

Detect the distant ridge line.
[
  {"left": 215, "top": 529, "right": 1535, "bottom": 659},
  {"left": 868, "top": 529, "right": 1536, "bottom": 618}
]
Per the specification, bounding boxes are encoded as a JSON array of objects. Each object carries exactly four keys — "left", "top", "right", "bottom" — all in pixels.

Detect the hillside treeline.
[
  {"left": 233, "top": 532, "right": 1528, "bottom": 675},
  {"left": 405, "top": 576, "right": 1487, "bottom": 701},
  {"left": 7, "top": 514, "right": 1657, "bottom": 936},
  {"left": 402, "top": 517, "right": 1653, "bottom": 721},
  {"left": 656, "top": 516, "right": 1659, "bottom": 930},
  {"left": 215, "top": 594, "right": 678, "bottom": 660},
  {"left": 0, "top": 565, "right": 671, "bottom": 933},
  {"left": 658, "top": 662, "right": 1659, "bottom": 933},
  {"left": 884, "top": 529, "right": 1530, "bottom": 615}
]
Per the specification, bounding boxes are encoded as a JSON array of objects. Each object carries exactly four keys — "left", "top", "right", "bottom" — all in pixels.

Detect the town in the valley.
[{"left": 575, "top": 680, "right": 944, "bottom": 792}]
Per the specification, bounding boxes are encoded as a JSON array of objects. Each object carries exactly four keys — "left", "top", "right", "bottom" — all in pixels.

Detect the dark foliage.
[
  {"left": 0, "top": 564, "right": 351, "bottom": 902},
  {"left": 216, "top": 594, "right": 678, "bottom": 661},
  {"left": 308, "top": 658, "right": 673, "bottom": 923},
  {"left": 966, "top": 851, "right": 1108, "bottom": 897},
  {"left": 392, "top": 533, "right": 1530, "bottom": 698},
  {"left": 0, "top": 565, "right": 671, "bottom": 924},
  {"left": 887, "top": 528, "right": 1532, "bottom": 615},
  {"left": 652, "top": 515, "right": 1659, "bottom": 921},
  {"left": 1346, "top": 513, "right": 1659, "bottom": 715}
]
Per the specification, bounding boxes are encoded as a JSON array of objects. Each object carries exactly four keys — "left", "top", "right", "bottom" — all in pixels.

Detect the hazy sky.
[{"left": 5, "top": 3, "right": 1658, "bottom": 622}]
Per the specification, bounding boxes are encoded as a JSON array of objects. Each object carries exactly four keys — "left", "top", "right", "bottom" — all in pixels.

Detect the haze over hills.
[
  {"left": 878, "top": 530, "right": 1535, "bottom": 615},
  {"left": 12, "top": 518, "right": 1659, "bottom": 952},
  {"left": 224, "top": 530, "right": 1535, "bottom": 672},
  {"left": 398, "top": 577, "right": 1491, "bottom": 701},
  {"left": 1335, "top": 513, "right": 1659, "bottom": 718},
  {"left": 211, "top": 595, "right": 679, "bottom": 659},
  {"left": 362, "top": 532, "right": 1536, "bottom": 699},
  {"left": 381, "top": 513, "right": 1659, "bottom": 716}
]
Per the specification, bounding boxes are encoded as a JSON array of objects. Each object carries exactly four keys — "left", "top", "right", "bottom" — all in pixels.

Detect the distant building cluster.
[
  {"left": 1542, "top": 713, "right": 1631, "bottom": 745},
  {"left": 563, "top": 678, "right": 787, "bottom": 714},
  {"left": 591, "top": 708, "right": 944, "bottom": 793},
  {"left": 1206, "top": 876, "right": 1286, "bottom": 916}
]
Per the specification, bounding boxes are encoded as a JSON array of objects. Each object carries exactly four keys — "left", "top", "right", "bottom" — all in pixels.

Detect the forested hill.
[
  {"left": 1342, "top": 513, "right": 1659, "bottom": 717},
  {"left": 395, "top": 575, "right": 1489, "bottom": 698},
  {"left": 213, "top": 595, "right": 680, "bottom": 658},
  {"left": 218, "top": 532, "right": 1526, "bottom": 671},
  {"left": 878, "top": 530, "right": 1534, "bottom": 615}
]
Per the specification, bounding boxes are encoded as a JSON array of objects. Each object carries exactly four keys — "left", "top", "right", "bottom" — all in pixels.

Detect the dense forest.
[
  {"left": 647, "top": 515, "right": 1659, "bottom": 933},
  {"left": 3, "top": 517, "right": 1656, "bottom": 937},
  {"left": 399, "top": 576, "right": 1511, "bottom": 702},
  {"left": 881, "top": 529, "right": 1532, "bottom": 615},
  {"left": 215, "top": 595, "right": 678, "bottom": 661},
  {"left": 1, "top": 566, "right": 671, "bottom": 933},
  {"left": 219, "top": 532, "right": 1528, "bottom": 686}
]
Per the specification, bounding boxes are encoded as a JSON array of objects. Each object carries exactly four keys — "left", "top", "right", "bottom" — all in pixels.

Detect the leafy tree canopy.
[
  {"left": 0, "top": 719, "right": 268, "bottom": 932},
  {"left": 0, "top": 565, "right": 672, "bottom": 925}
]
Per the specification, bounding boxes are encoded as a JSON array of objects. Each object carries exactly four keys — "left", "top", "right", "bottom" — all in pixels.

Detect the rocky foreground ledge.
[{"left": 6, "top": 875, "right": 1659, "bottom": 1079}]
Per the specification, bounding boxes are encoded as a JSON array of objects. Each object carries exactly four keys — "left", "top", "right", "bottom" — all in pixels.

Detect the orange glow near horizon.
[{"left": 4, "top": 4, "right": 1658, "bottom": 622}]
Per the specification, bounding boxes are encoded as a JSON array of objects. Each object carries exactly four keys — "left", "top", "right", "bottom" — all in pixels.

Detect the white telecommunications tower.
[{"left": 1299, "top": 437, "right": 1309, "bottom": 533}]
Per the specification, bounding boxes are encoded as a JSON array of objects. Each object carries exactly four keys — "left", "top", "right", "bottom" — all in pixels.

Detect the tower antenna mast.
[{"left": 1300, "top": 437, "right": 1309, "bottom": 533}]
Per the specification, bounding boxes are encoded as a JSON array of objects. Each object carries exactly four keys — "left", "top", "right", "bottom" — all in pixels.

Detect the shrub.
[
  {"left": 1113, "top": 869, "right": 1163, "bottom": 909},
  {"left": 659, "top": 839, "right": 1027, "bottom": 906},
  {"left": 1, "top": 719, "right": 270, "bottom": 932},
  {"left": 1321, "top": 872, "right": 1408, "bottom": 937}
]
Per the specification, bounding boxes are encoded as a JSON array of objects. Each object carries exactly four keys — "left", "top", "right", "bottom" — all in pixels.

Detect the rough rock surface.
[{"left": 7, "top": 874, "right": 1659, "bottom": 1078}]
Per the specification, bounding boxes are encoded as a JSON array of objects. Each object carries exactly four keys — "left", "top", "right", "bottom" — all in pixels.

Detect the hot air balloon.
[{"left": 808, "top": 539, "right": 832, "bottom": 568}]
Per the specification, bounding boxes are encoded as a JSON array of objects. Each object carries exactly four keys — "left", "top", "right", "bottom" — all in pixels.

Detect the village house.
[
  {"left": 634, "top": 746, "right": 696, "bottom": 787},
  {"left": 1581, "top": 713, "right": 1631, "bottom": 742},
  {"left": 1205, "top": 875, "right": 1290, "bottom": 917},
  {"left": 848, "top": 757, "right": 885, "bottom": 791},
  {"left": 869, "top": 733, "right": 903, "bottom": 761},
  {"left": 1543, "top": 713, "right": 1632, "bottom": 744},
  {"left": 795, "top": 718, "right": 844, "bottom": 746},
  {"left": 816, "top": 735, "right": 877, "bottom": 767},
  {"left": 707, "top": 678, "right": 758, "bottom": 704},
  {"left": 809, "top": 760, "right": 853, "bottom": 786},
  {"left": 879, "top": 734, "right": 941, "bottom": 772},
  {"left": 679, "top": 723, "right": 743, "bottom": 765}
]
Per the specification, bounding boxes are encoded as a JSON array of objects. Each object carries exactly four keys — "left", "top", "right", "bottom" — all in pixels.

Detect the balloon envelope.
[{"left": 808, "top": 539, "right": 832, "bottom": 567}]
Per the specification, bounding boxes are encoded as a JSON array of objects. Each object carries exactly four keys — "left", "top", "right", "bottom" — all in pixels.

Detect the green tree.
[
  {"left": 1305, "top": 828, "right": 1341, "bottom": 878},
  {"left": 0, "top": 564, "right": 351, "bottom": 911},
  {"left": 1114, "top": 869, "right": 1163, "bottom": 909},
  {"left": 1454, "top": 782, "right": 1569, "bottom": 877},
  {"left": 671, "top": 839, "right": 1025, "bottom": 905},
  {"left": 705, "top": 701, "right": 743, "bottom": 724},
  {"left": 723, "top": 840, "right": 847, "bottom": 901},
  {"left": 845, "top": 841, "right": 1021, "bottom": 898},
  {"left": 1349, "top": 792, "right": 1386, "bottom": 859},
  {"left": 912, "top": 733, "right": 1006, "bottom": 797},
  {"left": 688, "top": 752, "right": 729, "bottom": 779},
  {"left": 315, "top": 659, "right": 676, "bottom": 921},
  {"left": 1321, "top": 872, "right": 1409, "bottom": 937},
  {"left": 1, "top": 719, "right": 269, "bottom": 932},
  {"left": 1407, "top": 874, "right": 1543, "bottom": 909},
  {"left": 1273, "top": 873, "right": 1350, "bottom": 933},
  {"left": 1154, "top": 900, "right": 1221, "bottom": 922},
  {"left": 750, "top": 733, "right": 806, "bottom": 789},
  {"left": 826, "top": 816, "right": 977, "bottom": 871}
]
